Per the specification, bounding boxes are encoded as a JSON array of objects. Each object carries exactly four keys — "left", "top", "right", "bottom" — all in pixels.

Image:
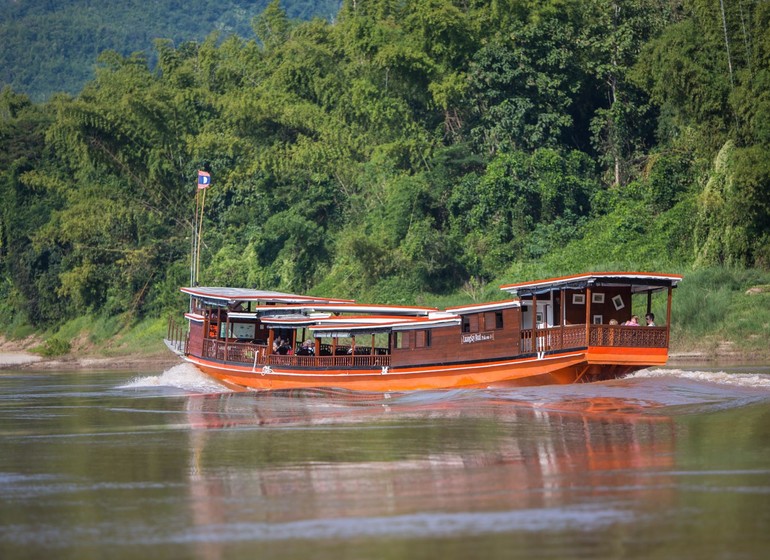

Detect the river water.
[{"left": 1, "top": 364, "right": 770, "bottom": 560}]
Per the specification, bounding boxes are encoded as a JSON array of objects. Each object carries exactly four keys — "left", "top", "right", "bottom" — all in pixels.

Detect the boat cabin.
[{"left": 501, "top": 272, "right": 680, "bottom": 352}]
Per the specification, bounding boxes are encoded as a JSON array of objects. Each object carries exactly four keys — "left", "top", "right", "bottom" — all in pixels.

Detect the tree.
[
  {"left": 578, "top": 0, "right": 671, "bottom": 186},
  {"left": 467, "top": 17, "right": 581, "bottom": 154}
]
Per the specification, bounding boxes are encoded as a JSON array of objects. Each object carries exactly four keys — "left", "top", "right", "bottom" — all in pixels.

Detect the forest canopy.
[
  {"left": 0, "top": 0, "right": 343, "bottom": 102},
  {"left": 1, "top": 0, "right": 769, "bottom": 331}
]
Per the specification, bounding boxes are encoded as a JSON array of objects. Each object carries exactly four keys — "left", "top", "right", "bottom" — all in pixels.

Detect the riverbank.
[
  {"left": 0, "top": 351, "right": 181, "bottom": 371},
  {"left": 0, "top": 335, "right": 180, "bottom": 371}
]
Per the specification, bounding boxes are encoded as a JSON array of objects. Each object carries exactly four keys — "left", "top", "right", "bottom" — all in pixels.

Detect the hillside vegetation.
[
  {"left": 1, "top": 0, "right": 769, "bottom": 358},
  {"left": 0, "top": 0, "right": 342, "bottom": 102}
]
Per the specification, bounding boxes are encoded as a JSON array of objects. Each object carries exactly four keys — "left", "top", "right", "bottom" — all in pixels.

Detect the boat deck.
[{"left": 171, "top": 323, "right": 669, "bottom": 369}]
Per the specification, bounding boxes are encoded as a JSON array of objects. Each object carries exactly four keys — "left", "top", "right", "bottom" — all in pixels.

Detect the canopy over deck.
[
  {"left": 446, "top": 300, "right": 521, "bottom": 314},
  {"left": 309, "top": 314, "right": 461, "bottom": 337},
  {"left": 258, "top": 303, "right": 438, "bottom": 317},
  {"left": 500, "top": 272, "right": 683, "bottom": 297}
]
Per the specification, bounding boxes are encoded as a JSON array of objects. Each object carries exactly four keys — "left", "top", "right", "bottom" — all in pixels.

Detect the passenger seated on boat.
[
  {"left": 609, "top": 319, "right": 618, "bottom": 325},
  {"left": 623, "top": 315, "right": 639, "bottom": 326},
  {"left": 645, "top": 313, "right": 656, "bottom": 326},
  {"left": 296, "top": 340, "right": 315, "bottom": 356}
]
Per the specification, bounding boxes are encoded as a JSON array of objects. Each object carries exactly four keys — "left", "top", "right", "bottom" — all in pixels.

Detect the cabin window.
[
  {"left": 486, "top": 310, "right": 504, "bottom": 329},
  {"left": 395, "top": 332, "right": 410, "bottom": 349},
  {"left": 232, "top": 323, "right": 256, "bottom": 339},
  {"left": 461, "top": 314, "right": 479, "bottom": 333},
  {"left": 416, "top": 330, "right": 432, "bottom": 348}
]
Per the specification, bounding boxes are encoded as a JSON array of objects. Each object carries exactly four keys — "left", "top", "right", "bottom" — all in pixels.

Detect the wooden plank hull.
[{"left": 186, "top": 346, "right": 667, "bottom": 392}]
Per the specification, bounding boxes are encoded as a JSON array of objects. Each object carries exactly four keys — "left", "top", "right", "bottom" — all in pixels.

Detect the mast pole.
[
  {"left": 195, "top": 186, "right": 207, "bottom": 285},
  {"left": 585, "top": 286, "right": 592, "bottom": 346},
  {"left": 191, "top": 187, "right": 200, "bottom": 287}
]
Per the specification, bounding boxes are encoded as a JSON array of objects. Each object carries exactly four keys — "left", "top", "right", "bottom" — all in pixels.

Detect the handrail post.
[
  {"left": 585, "top": 286, "right": 592, "bottom": 346},
  {"left": 666, "top": 286, "right": 673, "bottom": 346},
  {"left": 532, "top": 293, "right": 537, "bottom": 352},
  {"left": 560, "top": 287, "right": 565, "bottom": 350}
]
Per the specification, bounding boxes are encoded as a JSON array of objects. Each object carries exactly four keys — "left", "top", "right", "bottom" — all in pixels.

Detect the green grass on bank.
[
  {"left": 670, "top": 267, "right": 770, "bottom": 357},
  {"left": 4, "top": 266, "right": 770, "bottom": 361},
  {"left": 15, "top": 315, "right": 170, "bottom": 359}
]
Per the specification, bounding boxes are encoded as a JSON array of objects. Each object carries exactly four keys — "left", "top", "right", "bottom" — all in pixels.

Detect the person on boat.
[
  {"left": 609, "top": 319, "right": 619, "bottom": 325},
  {"left": 297, "top": 340, "right": 314, "bottom": 355},
  {"left": 624, "top": 315, "right": 639, "bottom": 326},
  {"left": 645, "top": 313, "right": 656, "bottom": 327}
]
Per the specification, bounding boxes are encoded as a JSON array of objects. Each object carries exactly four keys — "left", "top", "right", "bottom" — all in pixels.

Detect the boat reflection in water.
[{"left": 182, "top": 387, "right": 676, "bottom": 550}]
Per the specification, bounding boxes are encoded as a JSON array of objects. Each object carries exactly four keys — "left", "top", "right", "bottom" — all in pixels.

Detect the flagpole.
[
  {"left": 191, "top": 187, "right": 200, "bottom": 287},
  {"left": 193, "top": 170, "right": 211, "bottom": 286},
  {"left": 195, "top": 186, "right": 207, "bottom": 285}
]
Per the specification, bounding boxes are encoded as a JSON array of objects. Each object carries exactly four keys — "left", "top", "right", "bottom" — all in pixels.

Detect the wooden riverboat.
[{"left": 165, "top": 272, "right": 682, "bottom": 392}]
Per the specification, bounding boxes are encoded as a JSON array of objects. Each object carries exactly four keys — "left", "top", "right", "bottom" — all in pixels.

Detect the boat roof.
[
  {"left": 446, "top": 300, "right": 520, "bottom": 314},
  {"left": 500, "top": 272, "right": 683, "bottom": 297},
  {"left": 262, "top": 314, "right": 403, "bottom": 328},
  {"left": 180, "top": 286, "right": 354, "bottom": 306},
  {"left": 309, "top": 314, "right": 461, "bottom": 337},
  {"left": 255, "top": 303, "right": 437, "bottom": 317},
  {"left": 264, "top": 310, "right": 459, "bottom": 333}
]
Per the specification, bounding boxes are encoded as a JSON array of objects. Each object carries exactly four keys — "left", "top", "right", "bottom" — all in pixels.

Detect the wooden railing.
[
  {"left": 202, "top": 339, "right": 266, "bottom": 364},
  {"left": 166, "top": 316, "right": 188, "bottom": 354},
  {"left": 590, "top": 325, "right": 668, "bottom": 348},
  {"left": 267, "top": 354, "right": 391, "bottom": 368},
  {"left": 192, "top": 323, "right": 668, "bottom": 367},
  {"left": 521, "top": 324, "right": 668, "bottom": 352},
  {"left": 201, "top": 339, "right": 391, "bottom": 368},
  {"left": 520, "top": 325, "right": 586, "bottom": 353}
]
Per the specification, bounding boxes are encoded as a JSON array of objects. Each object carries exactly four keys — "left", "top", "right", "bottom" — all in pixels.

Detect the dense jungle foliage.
[
  {"left": 1, "top": 0, "right": 769, "bottom": 343},
  {"left": 0, "top": 0, "right": 342, "bottom": 102}
]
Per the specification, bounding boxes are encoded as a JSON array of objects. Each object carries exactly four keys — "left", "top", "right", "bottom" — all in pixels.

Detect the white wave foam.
[
  {"left": 118, "top": 363, "right": 231, "bottom": 394},
  {"left": 632, "top": 368, "right": 770, "bottom": 389}
]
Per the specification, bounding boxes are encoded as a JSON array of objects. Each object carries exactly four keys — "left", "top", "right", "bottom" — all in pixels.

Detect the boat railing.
[
  {"left": 520, "top": 324, "right": 585, "bottom": 353},
  {"left": 202, "top": 339, "right": 267, "bottom": 363},
  {"left": 201, "top": 339, "right": 391, "bottom": 368},
  {"left": 590, "top": 325, "right": 668, "bottom": 348},
  {"left": 267, "top": 354, "right": 391, "bottom": 368},
  {"left": 166, "top": 316, "right": 189, "bottom": 354},
  {"left": 520, "top": 324, "right": 668, "bottom": 352}
]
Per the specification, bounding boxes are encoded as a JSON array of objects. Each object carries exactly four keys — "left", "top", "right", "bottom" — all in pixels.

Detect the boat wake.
[
  {"left": 118, "top": 365, "right": 770, "bottom": 427},
  {"left": 480, "top": 367, "right": 770, "bottom": 415},
  {"left": 633, "top": 367, "right": 770, "bottom": 389},
  {"left": 118, "top": 363, "right": 231, "bottom": 394}
]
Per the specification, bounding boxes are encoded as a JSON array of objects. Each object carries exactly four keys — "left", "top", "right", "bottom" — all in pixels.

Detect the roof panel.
[
  {"left": 446, "top": 300, "right": 521, "bottom": 314},
  {"left": 500, "top": 272, "right": 683, "bottom": 296}
]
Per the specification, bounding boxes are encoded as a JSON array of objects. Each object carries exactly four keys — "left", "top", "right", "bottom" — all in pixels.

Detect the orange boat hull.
[{"left": 187, "top": 346, "right": 668, "bottom": 392}]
